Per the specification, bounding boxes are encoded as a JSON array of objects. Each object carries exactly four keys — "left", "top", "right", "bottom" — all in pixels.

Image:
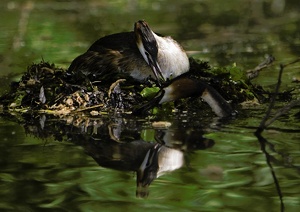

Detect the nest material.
[{"left": 0, "top": 59, "right": 268, "bottom": 116}]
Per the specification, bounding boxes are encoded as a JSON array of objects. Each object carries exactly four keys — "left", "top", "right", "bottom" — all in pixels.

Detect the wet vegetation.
[{"left": 0, "top": 56, "right": 292, "bottom": 118}]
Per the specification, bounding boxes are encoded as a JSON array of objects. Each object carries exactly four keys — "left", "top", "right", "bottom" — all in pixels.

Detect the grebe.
[
  {"left": 134, "top": 76, "right": 234, "bottom": 117},
  {"left": 68, "top": 20, "right": 189, "bottom": 86},
  {"left": 68, "top": 20, "right": 233, "bottom": 117}
]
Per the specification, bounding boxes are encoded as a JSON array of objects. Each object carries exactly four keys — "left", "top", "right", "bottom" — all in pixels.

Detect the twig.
[
  {"left": 247, "top": 55, "right": 275, "bottom": 80},
  {"left": 256, "top": 57, "right": 300, "bottom": 133},
  {"left": 256, "top": 64, "right": 283, "bottom": 133},
  {"left": 282, "top": 57, "right": 300, "bottom": 68},
  {"left": 264, "top": 100, "right": 300, "bottom": 128},
  {"left": 253, "top": 58, "right": 300, "bottom": 212},
  {"left": 108, "top": 79, "right": 126, "bottom": 98},
  {"left": 73, "top": 104, "right": 104, "bottom": 112}
]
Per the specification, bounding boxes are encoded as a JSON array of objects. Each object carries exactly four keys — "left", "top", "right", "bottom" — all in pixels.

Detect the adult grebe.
[
  {"left": 68, "top": 20, "right": 189, "bottom": 86},
  {"left": 68, "top": 20, "right": 233, "bottom": 117}
]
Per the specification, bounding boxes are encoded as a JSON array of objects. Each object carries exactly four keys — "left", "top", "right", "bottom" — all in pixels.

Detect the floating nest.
[{"left": 0, "top": 57, "right": 288, "bottom": 117}]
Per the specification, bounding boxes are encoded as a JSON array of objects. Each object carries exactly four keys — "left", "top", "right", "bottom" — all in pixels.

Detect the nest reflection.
[{"left": 20, "top": 114, "right": 215, "bottom": 198}]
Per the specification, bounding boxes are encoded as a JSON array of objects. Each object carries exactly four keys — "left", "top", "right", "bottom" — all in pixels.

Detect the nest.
[{"left": 0, "top": 58, "right": 273, "bottom": 117}]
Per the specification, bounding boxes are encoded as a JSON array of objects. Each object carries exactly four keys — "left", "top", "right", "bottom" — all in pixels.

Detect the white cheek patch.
[{"left": 159, "top": 86, "right": 174, "bottom": 104}]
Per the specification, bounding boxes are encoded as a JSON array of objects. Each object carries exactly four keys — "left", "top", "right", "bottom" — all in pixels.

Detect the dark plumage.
[{"left": 68, "top": 20, "right": 189, "bottom": 85}]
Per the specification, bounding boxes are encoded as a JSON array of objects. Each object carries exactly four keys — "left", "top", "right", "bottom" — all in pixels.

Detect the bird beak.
[
  {"left": 146, "top": 53, "right": 165, "bottom": 86},
  {"left": 137, "top": 144, "right": 161, "bottom": 187},
  {"left": 135, "top": 20, "right": 165, "bottom": 86}
]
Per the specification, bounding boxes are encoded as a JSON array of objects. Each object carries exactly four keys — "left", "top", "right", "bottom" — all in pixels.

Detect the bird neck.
[{"left": 154, "top": 34, "right": 190, "bottom": 80}]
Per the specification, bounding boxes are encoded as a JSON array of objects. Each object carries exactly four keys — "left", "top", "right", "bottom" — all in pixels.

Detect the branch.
[
  {"left": 282, "top": 57, "right": 300, "bottom": 68},
  {"left": 256, "top": 57, "right": 300, "bottom": 134},
  {"left": 256, "top": 64, "right": 283, "bottom": 133},
  {"left": 264, "top": 100, "right": 300, "bottom": 128},
  {"left": 246, "top": 55, "right": 275, "bottom": 80}
]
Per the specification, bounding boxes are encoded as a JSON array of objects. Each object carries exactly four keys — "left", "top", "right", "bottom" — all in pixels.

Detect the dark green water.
[{"left": 1, "top": 0, "right": 300, "bottom": 211}]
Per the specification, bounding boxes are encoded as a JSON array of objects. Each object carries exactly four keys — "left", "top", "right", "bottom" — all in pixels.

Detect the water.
[{"left": 1, "top": 0, "right": 300, "bottom": 211}]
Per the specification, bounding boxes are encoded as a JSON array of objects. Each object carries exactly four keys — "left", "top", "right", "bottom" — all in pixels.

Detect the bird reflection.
[
  {"left": 136, "top": 128, "right": 214, "bottom": 197},
  {"left": 70, "top": 118, "right": 215, "bottom": 198},
  {"left": 23, "top": 114, "right": 215, "bottom": 198}
]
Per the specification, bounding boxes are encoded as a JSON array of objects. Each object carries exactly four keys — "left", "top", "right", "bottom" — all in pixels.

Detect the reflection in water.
[
  {"left": 136, "top": 129, "right": 214, "bottom": 197},
  {"left": 19, "top": 113, "right": 215, "bottom": 198},
  {"left": 139, "top": 144, "right": 187, "bottom": 197},
  {"left": 255, "top": 132, "right": 284, "bottom": 211}
]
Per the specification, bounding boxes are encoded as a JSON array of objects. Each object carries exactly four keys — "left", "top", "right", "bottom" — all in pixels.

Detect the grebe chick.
[{"left": 133, "top": 76, "right": 234, "bottom": 117}]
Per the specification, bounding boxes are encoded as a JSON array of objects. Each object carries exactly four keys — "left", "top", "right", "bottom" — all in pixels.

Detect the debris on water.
[{"left": 152, "top": 121, "right": 172, "bottom": 129}]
